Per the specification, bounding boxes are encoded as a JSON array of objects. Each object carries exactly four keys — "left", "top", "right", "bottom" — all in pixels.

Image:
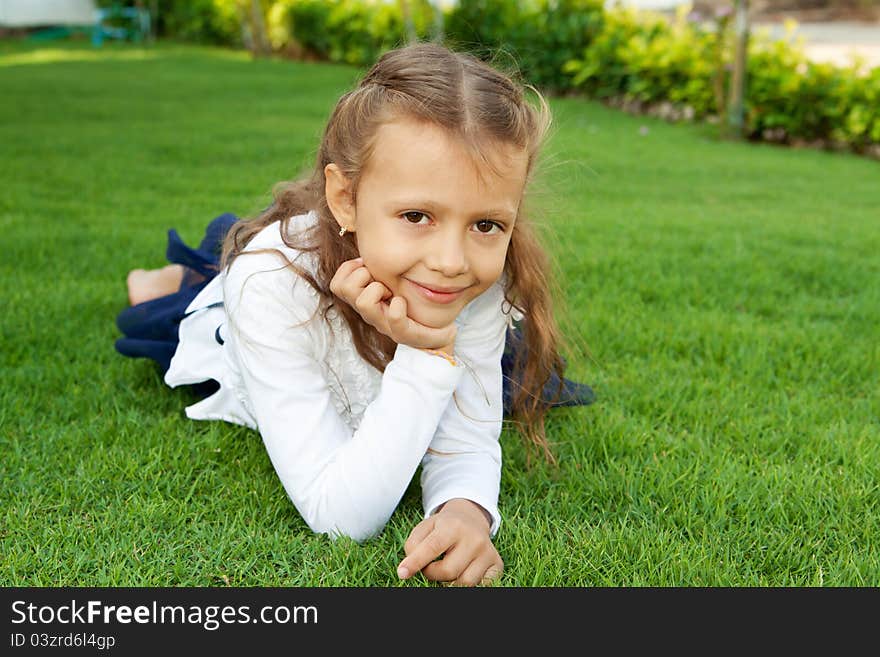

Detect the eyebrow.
[{"left": 389, "top": 199, "right": 517, "bottom": 222}]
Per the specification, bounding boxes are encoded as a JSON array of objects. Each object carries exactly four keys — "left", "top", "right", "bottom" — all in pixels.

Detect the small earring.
[{"left": 338, "top": 226, "right": 347, "bottom": 237}]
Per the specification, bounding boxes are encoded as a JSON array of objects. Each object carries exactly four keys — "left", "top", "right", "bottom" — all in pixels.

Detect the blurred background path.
[
  {"left": 612, "top": 0, "right": 880, "bottom": 68},
  {"left": 752, "top": 21, "right": 880, "bottom": 67}
]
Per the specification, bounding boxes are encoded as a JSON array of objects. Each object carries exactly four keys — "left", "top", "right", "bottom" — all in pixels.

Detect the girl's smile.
[{"left": 404, "top": 278, "right": 470, "bottom": 304}]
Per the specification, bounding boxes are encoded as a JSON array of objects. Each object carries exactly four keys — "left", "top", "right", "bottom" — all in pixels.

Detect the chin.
[{"left": 406, "top": 302, "right": 460, "bottom": 329}]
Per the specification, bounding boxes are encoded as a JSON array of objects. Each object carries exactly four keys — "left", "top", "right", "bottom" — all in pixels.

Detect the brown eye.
[
  {"left": 475, "top": 220, "right": 503, "bottom": 235},
  {"left": 403, "top": 211, "right": 429, "bottom": 224}
]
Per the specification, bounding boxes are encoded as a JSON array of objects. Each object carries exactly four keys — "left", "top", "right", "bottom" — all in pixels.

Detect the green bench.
[{"left": 92, "top": 5, "right": 150, "bottom": 46}]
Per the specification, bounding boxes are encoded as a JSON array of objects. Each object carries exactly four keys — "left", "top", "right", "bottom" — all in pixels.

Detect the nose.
[{"left": 424, "top": 229, "right": 468, "bottom": 277}]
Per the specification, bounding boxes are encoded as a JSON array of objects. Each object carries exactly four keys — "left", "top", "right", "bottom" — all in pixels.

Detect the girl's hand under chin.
[{"left": 330, "top": 257, "right": 457, "bottom": 352}]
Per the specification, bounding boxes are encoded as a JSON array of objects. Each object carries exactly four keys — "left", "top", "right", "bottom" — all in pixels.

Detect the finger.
[
  {"left": 396, "top": 528, "right": 454, "bottom": 580},
  {"left": 385, "top": 297, "right": 457, "bottom": 350},
  {"left": 336, "top": 257, "right": 365, "bottom": 281},
  {"left": 450, "top": 556, "right": 503, "bottom": 587},
  {"left": 354, "top": 281, "right": 390, "bottom": 319},
  {"left": 358, "top": 282, "right": 397, "bottom": 331},
  {"left": 420, "top": 544, "right": 474, "bottom": 583},
  {"left": 386, "top": 296, "right": 409, "bottom": 332},
  {"left": 334, "top": 265, "right": 372, "bottom": 304},
  {"left": 406, "top": 321, "right": 456, "bottom": 351},
  {"left": 482, "top": 562, "right": 504, "bottom": 585},
  {"left": 329, "top": 257, "right": 364, "bottom": 296},
  {"left": 384, "top": 296, "right": 421, "bottom": 345},
  {"left": 345, "top": 266, "right": 374, "bottom": 293},
  {"left": 404, "top": 517, "right": 436, "bottom": 556}
]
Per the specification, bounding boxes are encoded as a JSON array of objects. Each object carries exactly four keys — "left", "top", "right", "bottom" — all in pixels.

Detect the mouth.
[{"left": 406, "top": 279, "right": 470, "bottom": 304}]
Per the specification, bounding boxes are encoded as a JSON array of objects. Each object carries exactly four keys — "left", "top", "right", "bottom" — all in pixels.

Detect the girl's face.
[{"left": 327, "top": 117, "right": 529, "bottom": 329}]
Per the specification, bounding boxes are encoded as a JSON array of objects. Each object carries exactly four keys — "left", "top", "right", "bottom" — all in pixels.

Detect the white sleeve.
[
  {"left": 420, "top": 282, "right": 508, "bottom": 539},
  {"left": 223, "top": 252, "right": 465, "bottom": 543}
]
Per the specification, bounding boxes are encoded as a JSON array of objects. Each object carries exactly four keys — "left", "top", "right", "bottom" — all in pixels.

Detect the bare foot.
[{"left": 127, "top": 264, "right": 185, "bottom": 306}]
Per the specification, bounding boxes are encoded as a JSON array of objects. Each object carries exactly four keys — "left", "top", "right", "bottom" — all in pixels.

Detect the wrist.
[
  {"left": 437, "top": 498, "right": 492, "bottom": 530},
  {"left": 433, "top": 342, "right": 455, "bottom": 356},
  {"left": 420, "top": 346, "right": 457, "bottom": 366}
]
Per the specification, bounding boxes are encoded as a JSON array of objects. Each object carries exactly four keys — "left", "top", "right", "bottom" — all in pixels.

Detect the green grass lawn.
[{"left": 1, "top": 38, "right": 878, "bottom": 586}]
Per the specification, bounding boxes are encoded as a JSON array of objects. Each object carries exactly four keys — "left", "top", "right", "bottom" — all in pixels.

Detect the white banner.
[{"left": 0, "top": 0, "right": 97, "bottom": 27}]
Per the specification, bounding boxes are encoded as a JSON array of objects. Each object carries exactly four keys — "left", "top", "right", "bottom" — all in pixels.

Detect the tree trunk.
[
  {"left": 149, "top": 0, "right": 157, "bottom": 43},
  {"left": 249, "top": 0, "right": 270, "bottom": 57},
  {"left": 398, "top": 0, "right": 417, "bottom": 44},
  {"left": 431, "top": 0, "right": 444, "bottom": 42},
  {"left": 726, "top": 0, "right": 749, "bottom": 140}
]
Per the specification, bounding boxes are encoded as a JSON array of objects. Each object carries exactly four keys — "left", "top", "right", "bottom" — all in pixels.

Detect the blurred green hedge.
[
  {"left": 96, "top": 0, "right": 879, "bottom": 156},
  {"left": 560, "top": 6, "right": 879, "bottom": 152},
  {"left": 97, "top": 0, "right": 244, "bottom": 45},
  {"left": 266, "top": 0, "right": 438, "bottom": 65}
]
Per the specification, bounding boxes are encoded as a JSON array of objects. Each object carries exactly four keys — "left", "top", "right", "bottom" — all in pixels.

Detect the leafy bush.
[
  {"left": 562, "top": 5, "right": 879, "bottom": 153},
  {"left": 154, "top": 0, "right": 241, "bottom": 45},
  {"left": 445, "top": 0, "right": 604, "bottom": 93},
  {"left": 271, "top": 0, "right": 332, "bottom": 56},
  {"left": 563, "top": 6, "right": 718, "bottom": 115},
  {"left": 324, "top": 0, "right": 405, "bottom": 65},
  {"left": 96, "top": 0, "right": 277, "bottom": 47},
  {"left": 837, "top": 67, "right": 880, "bottom": 147},
  {"left": 272, "top": 0, "right": 437, "bottom": 66}
]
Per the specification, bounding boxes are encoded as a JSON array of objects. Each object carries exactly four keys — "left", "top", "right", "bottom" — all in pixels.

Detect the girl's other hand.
[
  {"left": 396, "top": 498, "right": 503, "bottom": 587},
  {"left": 330, "top": 257, "right": 457, "bottom": 352}
]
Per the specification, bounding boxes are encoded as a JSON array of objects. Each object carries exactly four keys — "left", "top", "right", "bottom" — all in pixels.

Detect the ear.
[{"left": 324, "top": 163, "right": 356, "bottom": 233}]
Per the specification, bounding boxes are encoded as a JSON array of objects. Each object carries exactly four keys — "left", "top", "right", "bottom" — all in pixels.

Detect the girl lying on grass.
[{"left": 115, "top": 42, "right": 594, "bottom": 586}]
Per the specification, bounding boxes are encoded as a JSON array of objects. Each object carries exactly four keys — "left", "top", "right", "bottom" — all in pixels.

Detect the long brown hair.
[{"left": 221, "top": 42, "right": 576, "bottom": 466}]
